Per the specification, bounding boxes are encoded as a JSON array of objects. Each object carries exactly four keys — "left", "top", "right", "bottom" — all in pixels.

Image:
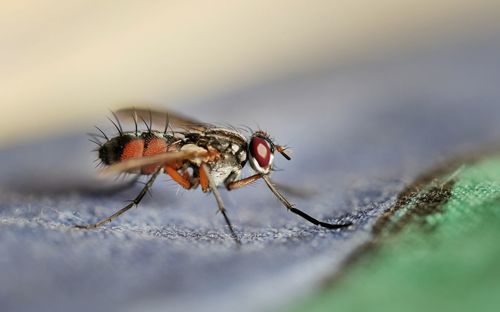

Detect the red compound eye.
[{"left": 250, "top": 137, "right": 271, "bottom": 168}]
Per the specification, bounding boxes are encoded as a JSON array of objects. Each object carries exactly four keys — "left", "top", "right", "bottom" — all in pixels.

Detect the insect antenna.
[
  {"left": 276, "top": 145, "right": 292, "bottom": 160},
  {"left": 94, "top": 126, "right": 109, "bottom": 141},
  {"left": 107, "top": 117, "right": 123, "bottom": 136}
]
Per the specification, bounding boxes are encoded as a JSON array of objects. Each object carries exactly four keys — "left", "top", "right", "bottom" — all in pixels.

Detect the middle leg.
[{"left": 201, "top": 163, "right": 241, "bottom": 245}]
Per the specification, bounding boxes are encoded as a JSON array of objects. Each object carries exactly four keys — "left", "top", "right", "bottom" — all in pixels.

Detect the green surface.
[{"left": 291, "top": 156, "right": 500, "bottom": 312}]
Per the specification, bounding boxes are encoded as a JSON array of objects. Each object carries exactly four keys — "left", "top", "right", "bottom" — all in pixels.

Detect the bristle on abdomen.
[{"left": 98, "top": 131, "right": 172, "bottom": 174}]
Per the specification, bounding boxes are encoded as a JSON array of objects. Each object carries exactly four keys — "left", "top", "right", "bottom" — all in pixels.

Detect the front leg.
[
  {"left": 226, "top": 173, "right": 262, "bottom": 191},
  {"left": 261, "top": 175, "right": 352, "bottom": 229}
]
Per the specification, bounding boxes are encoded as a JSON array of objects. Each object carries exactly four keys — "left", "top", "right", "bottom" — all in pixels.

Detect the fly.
[{"left": 78, "top": 108, "right": 352, "bottom": 244}]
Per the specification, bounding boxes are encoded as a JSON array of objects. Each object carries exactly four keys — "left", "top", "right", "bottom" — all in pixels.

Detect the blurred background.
[
  {"left": 2, "top": 2, "right": 500, "bottom": 312},
  {"left": 1, "top": 0, "right": 499, "bottom": 145}
]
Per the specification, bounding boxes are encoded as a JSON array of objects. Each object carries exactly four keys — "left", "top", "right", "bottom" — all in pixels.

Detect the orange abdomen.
[
  {"left": 119, "top": 135, "right": 170, "bottom": 175},
  {"left": 141, "top": 135, "right": 168, "bottom": 174},
  {"left": 120, "top": 139, "right": 145, "bottom": 164}
]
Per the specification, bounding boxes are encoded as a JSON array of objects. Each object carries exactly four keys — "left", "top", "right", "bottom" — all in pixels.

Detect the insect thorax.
[{"left": 182, "top": 128, "right": 248, "bottom": 186}]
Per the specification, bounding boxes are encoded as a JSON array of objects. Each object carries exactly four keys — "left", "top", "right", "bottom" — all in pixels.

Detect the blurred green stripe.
[{"left": 289, "top": 155, "right": 500, "bottom": 312}]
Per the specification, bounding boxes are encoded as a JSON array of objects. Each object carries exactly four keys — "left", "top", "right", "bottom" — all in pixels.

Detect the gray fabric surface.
[{"left": 1, "top": 37, "right": 500, "bottom": 312}]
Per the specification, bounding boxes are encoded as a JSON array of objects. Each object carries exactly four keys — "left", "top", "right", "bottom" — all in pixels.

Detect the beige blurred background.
[{"left": 1, "top": 0, "right": 499, "bottom": 145}]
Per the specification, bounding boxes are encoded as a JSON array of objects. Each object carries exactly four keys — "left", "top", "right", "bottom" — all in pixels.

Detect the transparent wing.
[
  {"left": 99, "top": 149, "right": 209, "bottom": 176},
  {"left": 115, "top": 107, "right": 210, "bottom": 132}
]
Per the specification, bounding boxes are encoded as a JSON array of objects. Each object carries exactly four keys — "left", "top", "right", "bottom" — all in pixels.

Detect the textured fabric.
[
  {"left": 1, "top": 37, "right": 500, "bottom": 312},
  {"left": 293, "top": 156, "right": 500, "bottom": 312}
]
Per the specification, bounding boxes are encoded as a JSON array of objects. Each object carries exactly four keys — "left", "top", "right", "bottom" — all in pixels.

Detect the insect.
[{"left": 80, "top": 108, "right": 352, "bottom": 244}]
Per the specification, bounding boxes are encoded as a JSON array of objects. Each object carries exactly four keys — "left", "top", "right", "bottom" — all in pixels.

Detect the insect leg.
[
  {"left": 75, "top": 168, "right": 162, "bottom": 229},
  {"left": 226, "top": 174, "right": 312, "bottom": 198},
  {"left": 261, "top": 175, "right": 352, "bottom": 229},
  {"left": 226, "top": 174, "right": 262, "bottom": 190},
  {"left": 199, "top": 165, "right": 209, "bottom": 192},
  {"left": 165, "top": 166, "right": 192, "bottom": 189},
  {"left": 201, "top": 164, "right": 241, "bottom": 245}
]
